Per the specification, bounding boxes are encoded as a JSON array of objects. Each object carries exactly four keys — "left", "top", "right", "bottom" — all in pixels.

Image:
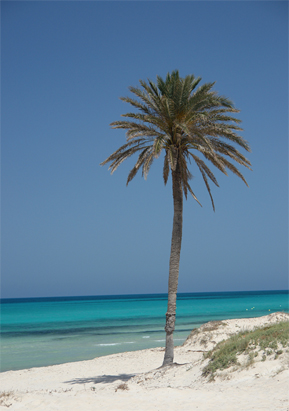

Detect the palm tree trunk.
[{"left": 162, "top": 161, "right": 183, "bottom": 366}]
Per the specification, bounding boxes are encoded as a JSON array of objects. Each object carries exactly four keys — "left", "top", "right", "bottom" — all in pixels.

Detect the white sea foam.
[
  {"left": 142, "top": 336, "right": 150, "bottom": 338},
  {"left": 96, "top": 343, "right": 121, "bottom": 346},
  {"left": 96, "top": 341, "right": 136, "bottom": 347},
  {"left": 155, "top": 339, "right": 165, "bottom": 342}
]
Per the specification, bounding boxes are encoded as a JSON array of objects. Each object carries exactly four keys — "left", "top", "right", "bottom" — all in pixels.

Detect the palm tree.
[{"left": 101, "top": 70, "right": 251, "bottom": 366}]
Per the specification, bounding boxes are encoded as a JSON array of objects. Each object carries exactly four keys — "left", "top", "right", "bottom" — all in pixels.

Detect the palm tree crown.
[{"left": 101, "top": 70, "right": 251, "bottom": 210}]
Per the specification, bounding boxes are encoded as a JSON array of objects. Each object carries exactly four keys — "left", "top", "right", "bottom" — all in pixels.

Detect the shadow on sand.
[{"left": 65, "top": 373, "right": 136, "bottom": 385}]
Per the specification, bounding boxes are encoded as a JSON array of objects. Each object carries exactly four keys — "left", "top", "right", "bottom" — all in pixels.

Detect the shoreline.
[
  {"left": 1, "top": 312, "right": 289, "bottom": 410},
  {"left": 2, "top": 289, "right": 288, "bottom": 373}
]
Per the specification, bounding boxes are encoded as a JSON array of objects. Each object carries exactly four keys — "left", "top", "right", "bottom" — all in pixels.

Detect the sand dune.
[{"left": 1, "top": 312, "right": 288, "bottom": 410}]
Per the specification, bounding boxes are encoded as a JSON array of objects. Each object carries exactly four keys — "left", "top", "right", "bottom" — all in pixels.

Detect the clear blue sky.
[{"left": 2, "top": 1, "right": 288, "bottom": 298}]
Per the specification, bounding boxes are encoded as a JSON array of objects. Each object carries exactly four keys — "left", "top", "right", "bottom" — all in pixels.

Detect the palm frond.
[
  {"left": 198, "top": 166, "right": 215, "bottom": 211},
  {"left": 101, "top": 70, "right": 251, "bottom": 209},
  {"left": 163, "top": 151, "right": 170, "bottom": 185},
  {"left": 109, "top": 146, "right": 145, "bottom": 174},
  {"left": 128, "top": 86, "right": 158, "bottom": 113},
  {"left": 187, "top": 183, "right": 202, "bottom": 207},
  {"left": 216, "top": 155, "right": 249, "bottom": 186},
  {"left": 100, "top": 138, "right": 147, "bottom": 166},
  {"left": 168, "top": 147, "right": 178, "bottom": 171},
  {"left": 210, "top": 138, "right": 252, "bottom": 169},
  {"left": 153, "top": 134, "right": 167, "bottom": 157},
  {"left": 120, "top": 96, "right": 152, "bottom": 115},
  {"left": 191, "top": 154, "right": 219, "bottom": 187},
  {"left": 126, "top": 147, "right": 151, "bottom": 185},
  {"left": 142, "top": 150, "right": 155, "bottom": 179}
]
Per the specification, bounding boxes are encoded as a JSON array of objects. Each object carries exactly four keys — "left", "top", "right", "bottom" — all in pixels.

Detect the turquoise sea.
[{"left": 0, "top": 290, "right": 288, "bottom": 372}]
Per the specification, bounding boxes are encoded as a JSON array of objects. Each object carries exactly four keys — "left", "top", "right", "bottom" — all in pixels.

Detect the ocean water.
[{"left": 0, "top": 290, "right": 288, "bottom": 372}]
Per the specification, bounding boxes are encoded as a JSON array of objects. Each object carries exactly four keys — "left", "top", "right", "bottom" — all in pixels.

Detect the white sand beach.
[{"left": 1, "top": 312, "right": 288, "bottom": 411}]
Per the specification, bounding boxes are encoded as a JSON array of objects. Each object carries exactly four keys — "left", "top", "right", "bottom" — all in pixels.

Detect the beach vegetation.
[
  {"left": 261, "top": 354, "right": 266, "bottom": 361},
  {"left": 115, "top": 383, "right": 129, "bottom": 392},
  {"left": 202, "top": 321, "right": 289, "bottom": 380},
  {"left": 101, "top": 70, "right": 251, "bottom": 366},
  {"left": 0, "top": 391, "right": 14, "bottom": 407},
  {"left": 201, "top": 320, "right": 227, "bottom": 332}
]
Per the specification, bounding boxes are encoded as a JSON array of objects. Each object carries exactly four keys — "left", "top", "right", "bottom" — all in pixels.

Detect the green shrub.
[{"left": 202, "top": 321, "right": 289, "bottom": 380}]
